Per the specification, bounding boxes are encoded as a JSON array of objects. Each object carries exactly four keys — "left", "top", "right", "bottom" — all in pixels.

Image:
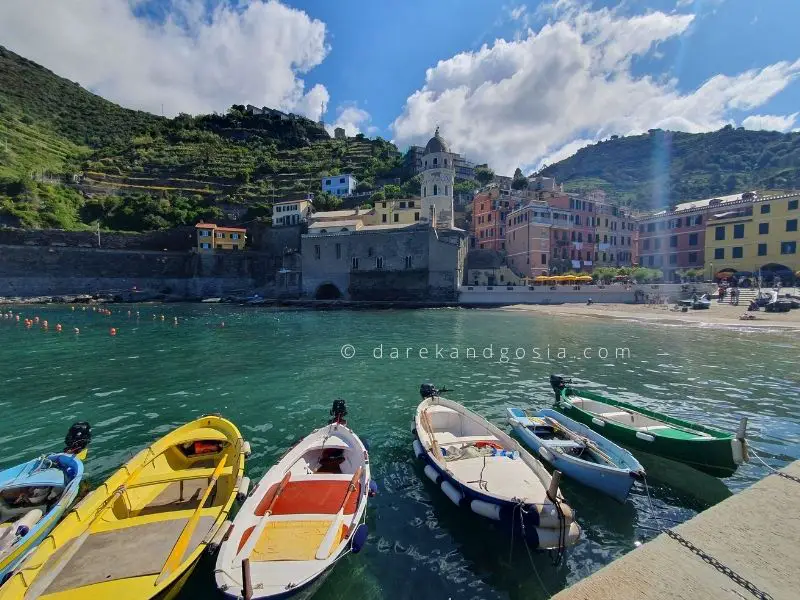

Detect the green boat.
[{"left": 549, "top": 375, "right": 749, "bottom": 478}]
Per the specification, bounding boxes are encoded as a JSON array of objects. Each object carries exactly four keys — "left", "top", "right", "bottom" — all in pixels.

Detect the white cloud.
[
  {"left": 391, "top": 4, "right": 800, "bottom": 175},
  {"left": 325, "top": 104, "right": 375, "bottom": 137},
  {"left": 510, "top": 5, "right": 528, "bottom": 21},
  {"left": 0, "top": 0, "right": 330, "bottom": 119},
  {"left": 742, "top": 113, "right": 798, "bottom": 132}
]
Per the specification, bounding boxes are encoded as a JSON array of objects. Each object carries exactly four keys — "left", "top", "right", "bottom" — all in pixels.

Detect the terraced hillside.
[
  {"left": 0, "top": 46, "right": 400, "bottom": 230},
  {"left": 540, "top": 127, "right": 800, "bottom": 209}
]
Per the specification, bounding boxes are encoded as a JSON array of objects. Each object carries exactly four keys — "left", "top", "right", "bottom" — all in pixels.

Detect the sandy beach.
[{"left": 503, "top": 300, "right": 800, "bottom": 331}]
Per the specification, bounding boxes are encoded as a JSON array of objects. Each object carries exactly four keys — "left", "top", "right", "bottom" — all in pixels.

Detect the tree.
[
  {"left": 511, "top": 167, "right": 528, "bottom": 190},
  {"left": 474, "top": 165, "right": 494, "bottom": 187},
  {"left": 401, "top": 174, "right": 422, "bottom": 197},
  {"left": 314, "top": 191, "right": 342, "bottom": 211},
  {"left": 355, "top": 180, "right": 373, "bottom": 193},
  {"left": 383, "top": 184, "right": 403, "bottom": 199},
  {"left": 725, "top": 174, "right": 738, "bottom": 192},
  {"left": 371, "top": 190, "right": 385, "bottom": 203},
  {"left": 454, "top": 180, "right": 478, "bottom": 196}
]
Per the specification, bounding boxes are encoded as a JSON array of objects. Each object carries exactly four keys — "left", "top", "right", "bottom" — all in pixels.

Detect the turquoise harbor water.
[{"left": 1, "top": 305, "right": 799, "bottom": 599}]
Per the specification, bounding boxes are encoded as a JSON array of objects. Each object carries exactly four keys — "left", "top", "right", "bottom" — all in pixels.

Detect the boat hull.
[
  {"left": 0, "top": 453, "right": 84, "bottom": 583},
  {"left": 0, "top": 416, "right": 246, "bottom": 600},
  {"left": 554, "top": 388, "right": 745, "bottom": 478},
  {"left": 215, "top": 421, "right": 371, "bottom": 600},
  {"left": 411, "top": 399, "right": 580, "bottom": 552},
  {"left": 507, "top": 409, "right": 640, "bottom": 503}
]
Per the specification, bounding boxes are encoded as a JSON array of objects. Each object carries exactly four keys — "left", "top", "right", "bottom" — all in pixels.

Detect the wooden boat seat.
[
  {"left": 250, "top": 520, "right": 334, "bottom": 562},
  {"left": 130, "top": 466, "right": 234, "bottom": 489},
  {"left": 255, "top": 479, "right": 361, "bottom": 517},
  {"left": 435, "top": 433, "right": 499, "bottom": 446},
  {"left": 545, "top": 440, "right": 584, "bottom": 450},
  {"left": 41, "top": 516, "right": 216, "bottom": 594}
]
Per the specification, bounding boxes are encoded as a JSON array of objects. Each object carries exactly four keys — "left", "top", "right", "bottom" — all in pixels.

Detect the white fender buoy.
[
  {"left": 538, "top": 446, "right": 553, "bottom": 462},
  {"left": 207, "top": 520, "right": 233, "bottom": 550},
  {"left": 241, "top": 441, "right": 252, "bottom": 458},
  {"left": 440, "top": 480, "right": 463, "bottom": 506},
  {"left": 470, "top": 499, "right": 501, "bottom": 521},
  {"left": 412, "top": 439, "right": 424, "bottom": 458},
  {"left": 237, "top": 476, "right": 251, "bottom": 501},
  {"left": 636, "top": 431, "right": 655, "bottom": 442},
  {"left": 423, "top": 464, "right": 440, "bottom": 484}
]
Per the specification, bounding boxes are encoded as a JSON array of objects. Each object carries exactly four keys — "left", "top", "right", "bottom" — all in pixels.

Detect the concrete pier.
[{"left": 555, "top": 461, "right": 800, "bottom": 600}]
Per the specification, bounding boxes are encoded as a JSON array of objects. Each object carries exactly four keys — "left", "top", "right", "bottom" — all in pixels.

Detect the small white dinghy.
[
  {"left": 215, "top": 400, "right": 373, "bottom": 600},
  {"left": 412, "top": 384, "right": 581, "bottom": 552}
]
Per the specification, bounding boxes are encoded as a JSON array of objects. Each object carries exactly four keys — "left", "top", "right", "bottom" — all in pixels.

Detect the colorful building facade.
[
  {"left": 703, "top": 192, "right": 799, "bottom": 280},
  {"left": 195, "top": 223, "right": 246, "bottom": 251}
]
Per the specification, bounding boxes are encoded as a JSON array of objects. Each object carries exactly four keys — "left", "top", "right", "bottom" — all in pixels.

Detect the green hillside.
[
  {"left": 540, "top": 127, "right": 800, "bottom": 209},
  {"left": 0, "top": 45, "right": 400, "bottom": 230}
]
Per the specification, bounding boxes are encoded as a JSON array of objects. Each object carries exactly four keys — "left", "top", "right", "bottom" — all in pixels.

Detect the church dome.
[{"left": 423, "top": 127, "right": 449, "bottom": 155}]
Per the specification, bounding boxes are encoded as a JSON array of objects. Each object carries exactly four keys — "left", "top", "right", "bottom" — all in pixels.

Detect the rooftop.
[
  {"left": 424, "top": 127, "right": 450, "bottom": 155},
  {"left": 194, "top": 223, "right": 246, "bottom": 231}
]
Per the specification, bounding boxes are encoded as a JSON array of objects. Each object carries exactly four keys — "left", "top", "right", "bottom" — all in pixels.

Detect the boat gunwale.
[
  {"left": 560, "top": 387, "right": 734, "bottom": 441},
  {"left": 506, "top": 408, "right": 642, "bottom": 476}
]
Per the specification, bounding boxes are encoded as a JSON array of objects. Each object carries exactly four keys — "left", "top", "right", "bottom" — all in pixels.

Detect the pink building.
[
  {"left": 472, "top": 188, "right": 514, "bottom": 251},
  {"left": 504, "top": 201, "right": 553, "bottom": 277},
  {"left": 637, "top": 204, "right": 707, "bottom": 278}
]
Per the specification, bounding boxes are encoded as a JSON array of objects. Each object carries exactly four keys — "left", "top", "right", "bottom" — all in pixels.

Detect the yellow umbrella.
[
  {"left": 577, "top": 275, "right": 593, "bottom": 281},
  {"left": 534, "top": 275, "right": 550, "bottom": 282},
  {"left": 563, "top": 275, "right": 578, "bottom": 280}
]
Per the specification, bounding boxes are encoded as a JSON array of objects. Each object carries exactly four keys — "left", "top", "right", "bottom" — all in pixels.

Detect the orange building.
[{"left": 195, "top": 223, "right": 247, "bottom": 252}]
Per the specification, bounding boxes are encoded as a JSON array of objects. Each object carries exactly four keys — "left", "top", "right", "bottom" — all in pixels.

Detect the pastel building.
[
  {"left": 638, "top": 203, "right": 707, "bottom": 278},
  {"left": 472, "top": 188, "right": 514, "bottom": 251},
  {"left": 322, "top": 174, "right": 357, "bottom": 196},
  {"left": 195, "top": 223, "right": 246, "bottom": 252},
  {"left": 703, "top": 192, "right": 799, "bottom": 281},
  {"left": 504, "top": 200, "right": 553, "bottom": 277},
  {"left": 272, "top": 199, "right": 312, "bottom": 226}
]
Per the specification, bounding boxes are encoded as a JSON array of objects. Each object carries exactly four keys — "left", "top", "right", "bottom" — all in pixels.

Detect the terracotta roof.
[{"left": 194, "top": 223, "right": 246, "bottom": 232}]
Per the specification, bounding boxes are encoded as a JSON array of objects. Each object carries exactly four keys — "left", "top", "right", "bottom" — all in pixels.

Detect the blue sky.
[{"left": 0, "top": 0, "right": 798, "bottom": 174}]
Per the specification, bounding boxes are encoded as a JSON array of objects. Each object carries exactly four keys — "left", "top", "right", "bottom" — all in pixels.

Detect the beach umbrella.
[
  {"left": 577, "top": 275, "right": 593, "bottom": 281},
  {"left": 534, "top": 275, "right": 550, "bottom": 282}
]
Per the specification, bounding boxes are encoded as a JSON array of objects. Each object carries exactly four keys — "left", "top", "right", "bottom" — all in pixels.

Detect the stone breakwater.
[{"left": 0, "top": 245, "right": 290, "bottom": 299}]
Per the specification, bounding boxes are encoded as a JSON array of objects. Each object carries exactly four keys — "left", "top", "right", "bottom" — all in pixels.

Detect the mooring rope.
[{"left": 749, "top": 446, "right": 800, "bottom": 484}]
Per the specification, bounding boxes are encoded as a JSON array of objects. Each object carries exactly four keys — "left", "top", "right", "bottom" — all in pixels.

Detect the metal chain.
[
  {"left": 664, "top": 529, "right": 773, "bottom": 600},
  {"left": 776, "top": 471, "right": 800, "bottom": 484}
]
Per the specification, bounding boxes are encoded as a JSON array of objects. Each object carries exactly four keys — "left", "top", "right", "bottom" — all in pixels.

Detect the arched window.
[
  {"left": 433, "top": 184, "right": 438, "bottom": 195},
  {"left": 433, "top": 157, "right": 438, "bottom": 166},
  {"left": 341, "top": 227, "right": 349, "bottom": 232},
  {"left": 445, "top": 185, "right": 449, "bottom": 196},
  {"left": 444, "top": 159, "right": 448, "bottom": 166},
  {"left": 424, "top": 160, "right": 427, "bottom": 168},
  {"left": 423, "top": 186, "right": 426, "bottom": 196}
]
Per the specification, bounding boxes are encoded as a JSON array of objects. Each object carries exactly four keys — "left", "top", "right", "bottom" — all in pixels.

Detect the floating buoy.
[
  {"left": 82, "top": 307, "right": 86, "bottom": 311},
  {"left": 110, "top": 328, "right": 117, "bottom": 336},
  {"left": 127, "top": 311, "right": 131, "bottom": 317},
  {"left": 220, "top": 322, "right": 225, "bottom": 328},
  {"left": 34, "top": 316, "right": 40, "bottom": 324},
  {"left": 136, "top": 311, "right": 140, "bottom": 318},
  {"left": 71, "top": 306, "right": 75, "bottom": 311},
  {"left": 74, "top": 327, "right": 80, "bottom": 334},
  {"left": 160, "top": 315, "right": 165, "bottom": 321},
  {"left": 56, "top": 324, "right": 62, "bottom": 332},
  {"left": 173, "top": 317, "right": 178, "bottom": 325}
]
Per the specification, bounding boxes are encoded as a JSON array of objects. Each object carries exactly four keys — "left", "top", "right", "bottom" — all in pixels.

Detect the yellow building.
[
  {"left": 272, "top": 199, "right": 311, "bottom": 226},
  {"left": 364, "top": 198, "right": 421, "bottom": 226},
  {"left": 704, "top": 192, "right": 799, "bottom": 279},
  {"left": 196, "top": 223, "right": 247, "bottom": 252}
]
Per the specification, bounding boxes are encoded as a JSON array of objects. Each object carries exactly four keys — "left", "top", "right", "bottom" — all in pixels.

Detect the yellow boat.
[{"left": 0, "top": 416, "right": 248, "bottom": 600}]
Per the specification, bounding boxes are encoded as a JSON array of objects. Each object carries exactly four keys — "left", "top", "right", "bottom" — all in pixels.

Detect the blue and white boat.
[
  {"left": 0, "top": 422, "right": 90, "bottom": 585},
  {"left": 412, "top": 385, "right": 580, "bottom": 551},
  {"left": 507, "top": 408, "right": 644, "bottom": 503}
]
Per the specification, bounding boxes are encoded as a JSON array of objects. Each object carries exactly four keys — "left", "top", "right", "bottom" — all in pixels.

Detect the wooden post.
[
  {"left": 547, "top": 470, "right": 562, "bottom": 502},
  {"left": 242, "top": 558, "right": 253, "bottom": 600}
]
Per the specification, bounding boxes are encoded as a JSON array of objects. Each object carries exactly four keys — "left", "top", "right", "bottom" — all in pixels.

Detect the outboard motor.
[
  {"left": 420, "top": 383, "right": 438, "bottom": 399},
  {"left": 330, "top": 399, "right": 348, "bottom": 425},
  {"left": 63, "top": 422, "right": 91, "bottom": 455},
  {"left": 549, "top": 375, "right": 569, "bottom": 405}
]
